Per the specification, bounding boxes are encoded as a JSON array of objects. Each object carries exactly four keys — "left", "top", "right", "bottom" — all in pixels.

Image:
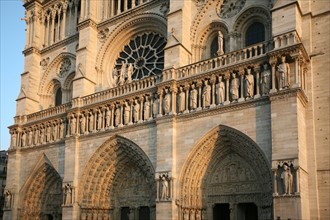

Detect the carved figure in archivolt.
[
  {"left": 178, "top": 87, "right": 185, "bottom": 113},
  {"left": 190, "top": 84, "right": 198, "bottom": 110},
  {"left": 244, "top": 69, "right": 254, "bottom": 98},
  {"left": 144, "top": 97, "right": 151, "bottom": 120},
  {"left": 277, "top": 55, "right": 290, "bottom": 89},
  {"left": 163, "top": 88, "right": 171, "bottom": 114},
  {"left": 153, "top": 94, "right": 159, "bottom": 117},
  {"left": 133, "top": 99, "right": 140, "bottom": 123},
  {"left": 230, "top": 73, "right": 240, "bottom": 101},
  {"left": 124, "top": 102, "right": 131, "bottom": 125},
  {"left": 260, "top": 63, "right": 271, "bottom": 95},
  {"left": 216, "top": 75, "right": 225, "bottom": 104},
  {"left": 202, "top": 80, "right": 211, "bottom": 108},
  {"left": 281, "top": 164, "right": 293, "bottom": 195}
]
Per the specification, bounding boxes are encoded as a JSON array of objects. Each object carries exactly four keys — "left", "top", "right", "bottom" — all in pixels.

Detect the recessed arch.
[
  {"left": 195, "top": 21, "right": 230, "bottom": 61},
  {"left": 19, "top": 154, "right": 63, "bottom": 220},
  {"left": 233, "top": 6, "right": 271, "bottom": 49},
  {"left": 78, "top": 135, "right": 156, "bottom": 219},
  {"left": 178, "top": 125, "right": 272, "bottom": 220},
  {"left": 95, "top": 13, "right": 167, "bottom": 89}
]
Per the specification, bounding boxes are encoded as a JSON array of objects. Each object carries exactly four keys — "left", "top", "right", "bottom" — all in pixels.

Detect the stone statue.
[
  {"left": 153, "top": 94, "right": 159, "bottom": 117},
  {"left": 119, "top": 61, "right": 127, "bottom": 86},
  {"left": 60, "top": 121, "right": 65, "bottom": 139},
  {"left": 190, "top": 84, "right": 198, "bottom": 110},
  {"left": 97, "top": 110, "right": 103, "bottom": 130},
  {"left": 281, "top": 164, "right": 293, "bottom": 195},
  {"left": 11, "top": 131, "right": 17, "bottom": 148},
  {"left": 64, "top": 183, "right": 72, "bottom": 205},
  {"left": 127, "top": 63, "right": 133, "bottom": 83},
  {"left": 178, "top": 87, "right": 185, "bottom": 113},
  {"left": 21, "top": 132, "right": 26, "bottom": 147},
  {"left": 133, "top": 100, "right": 140, "bottom": 123},
  {"left": 260, "top": 63, "right": 271, "bottom": 95},
  {"left": 230, "top": 73, "right": 240, "bottom": 101},
  {"left": 163, "top": 88, "right": 171, "bottom": 115},
  {"left": 124, "top": 102, "right": 131, "bottom": 125},
  {"left": 80, "top": 115, "right": 86, "bottom": 134},
  {"left": 161, "top": 175, "right": 169, "bottom": 200},
  {"left": 216, "top": 75, "right": 225, "bottom": 104},
  {"left": 53, "top": 123, "right": 58, "bottom": 141},
  {"left": 183, "top": 209, "right": 189, "bottom": 220},
  {"left": 28, "top": 129, "right": 33, "bottom": 146},
  {"left": 202, "top": 80, "right": 211, "bottom": 108},
  {"left": 5, "top": 190, "right": 12, "bottom": 209},
  {"left": 88, "top": 112, "right": 94, "bottom": 132},
  {"left": 46, "top": 125, "right": 51, "bottom": 142},
  {"left": 217, "top": 31, "right": 224, "bottom": 55},
  {"left": 115, "top": 106, "right": 121, "bottom": 126},
  {"left": 244, "top": 69, "right": 254, "bottom": 98},
  {"left": 70, "top": 117, "right": 76, "bottom": 135},
  {"left": 144, "top": 97, "right": 151, "bottom": 120},
  {"left": 40, "top": 127, "right": 45, "bottom": 144},
  {"left": 277, "top": 55, "right": 290, "bottom": 89},
  {"left": 106, "top": 109, "right": 111, "bottom": 127},
  {"left": 196, "top": 209, "right": 201, "bottom": 220}
]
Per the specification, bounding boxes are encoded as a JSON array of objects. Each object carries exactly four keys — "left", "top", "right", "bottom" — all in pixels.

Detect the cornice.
[
  {"left": 23, "top": 47, "right": 41, "bottom": 56},
  {"left": 78, "top": 19, "right": 98, "bottom": 31}
]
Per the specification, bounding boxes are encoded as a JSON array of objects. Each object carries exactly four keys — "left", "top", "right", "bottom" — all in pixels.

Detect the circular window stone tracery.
[
  {"left": 114, "top": 32, "right": 166, "bottom": 81},
  {"left": 217, "top": 0, "right": 246, "bottom": 19}
]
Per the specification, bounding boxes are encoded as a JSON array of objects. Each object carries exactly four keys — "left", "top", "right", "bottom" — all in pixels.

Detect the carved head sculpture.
[{"left": 281, "top": 55, "right": 286, "bottom": 63}]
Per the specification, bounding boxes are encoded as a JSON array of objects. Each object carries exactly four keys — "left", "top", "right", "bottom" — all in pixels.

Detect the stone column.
[
  {"left": 139, "top": 97, "right": 144, "bottom": 123},
  {"left": 273, "top": 168, "right": 278, "bottom": 196},
  {"left": 117, "top": 0, "right": 121, "bottom": 14},
  {"left": 270, "top": 61, "right": 277, "bottom": 93},
  {"left": 61, "top": 3, "right": 68, "bottom": 40},
  {"left": 293, "top": 56, "right": 301, "bottom": 88},
  {"left": 224, "top": 73, "right": 231, "bottom": 105},
  {"left": 197, "top": 80, "right": 202, "bottom": 111},
  {"left": 110, "top": 104, "right": 115, "bottom": 129},
  {"left": 210, "top": 75, "right": 216, "bottom": 108},
  {"left": 238, "top": 69, "right": 245, "bottom": 102},
  {"left": 50, "top": 9, "right": 56, "bottom": 44},
  {"left": 158, "top": 89, "right": 163, "bottom": 117},
  {"left": 254, "top": 66, "right": 261, "bottom": 99},
  {"left": 184, "top": 84, "right": 190, "bottom": 114},
  {"left": 294, "top": 167, "right": 300, "bottom": 195},
  {"left": 170, "top": 87, "right": 177, "bottom": 115}
]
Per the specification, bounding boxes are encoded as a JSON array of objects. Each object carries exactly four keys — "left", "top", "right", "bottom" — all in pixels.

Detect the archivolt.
[
  {"left": 39, "top": 52, "right": 76, "bottom": 95},
  {"left": 78, "top": 135, "right": 155, "bottom": 209},
  {"left": 19, "top": 155, "right": 62, "bottom": 219},
  {"left": 179, "top": 125, "right": 272, "bottom": 208}
]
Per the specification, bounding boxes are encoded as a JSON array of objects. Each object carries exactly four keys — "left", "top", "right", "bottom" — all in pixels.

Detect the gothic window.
[
  {"left": 245, "top": 22, "right": 265, "bottom": 46},
  {"left": 55, "top": 88, "right": 62, "bottom": 106},
  {"left": 114, "top": 32, "right": 166, "bottom": 80},
  {"left": 139, "top": 206, "right": 150, "bottom": 220}
]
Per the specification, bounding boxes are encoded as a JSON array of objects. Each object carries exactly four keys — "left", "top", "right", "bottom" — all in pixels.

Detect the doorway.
[
  {"left": 213, "top": 203, "right": 230, "bottom": 220},
  {"left": 237, "top": 203, "right": 258, "bottom": 220}
]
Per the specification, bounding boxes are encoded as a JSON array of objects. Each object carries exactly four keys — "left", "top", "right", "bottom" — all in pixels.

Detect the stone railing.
[
  {"left": 9, "top": 31, "right": 308, "bottom": 151},
  {"left": 162, "top": 41, "right": 273, "bottom": 81},
  {"left": 72, "top": 76, "right": 157, "bottom": 108},
  {"left": 26, "top": 103, "right": 72, "bottom": 123}
]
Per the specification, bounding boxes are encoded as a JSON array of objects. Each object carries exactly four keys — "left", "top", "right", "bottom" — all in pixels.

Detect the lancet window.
[
  {"left": 101, "top": 0, "right": 151, "bottom": 20},
  {"left": 42, "top": 0, "right": 80, "bottom": 48},
  {"left": 245, "top": 22, "right": 265, "bottom": 47}
]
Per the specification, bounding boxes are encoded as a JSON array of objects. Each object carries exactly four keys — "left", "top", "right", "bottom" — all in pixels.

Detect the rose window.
[{"left": 114, "top": 32, "right": 166, "bottom": 80}]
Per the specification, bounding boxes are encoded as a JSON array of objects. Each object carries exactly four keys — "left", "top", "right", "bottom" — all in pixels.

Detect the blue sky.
[{"left": 0, "top": 1, "right": 25, "bottom": 150}]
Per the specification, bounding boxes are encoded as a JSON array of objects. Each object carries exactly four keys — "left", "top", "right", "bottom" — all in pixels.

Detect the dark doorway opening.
[
  {"left": 213, "top": 203, "right": 230, "bottom": 220},
  {"left": 139, "top": 206, "right": 150, "bottom": 220},
  {"left": 121, "top": 207, "right": 130, "bottom": 220},
  {"left": 237, "top": 203, "right": 258, "bottom": 220}
]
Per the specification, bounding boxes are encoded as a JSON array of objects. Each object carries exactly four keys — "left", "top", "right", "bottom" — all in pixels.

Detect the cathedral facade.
[{"left": 4, "top": 0, "right": 329, "bottom": 219}]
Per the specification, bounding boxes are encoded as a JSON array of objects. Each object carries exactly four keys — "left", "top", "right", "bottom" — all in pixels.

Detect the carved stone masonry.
[
  {"left": 273, "top": 160, "right": 299, "bottom": 196},
  {"left": 63, "top": 183, "right": 74, "bottom": 206}
]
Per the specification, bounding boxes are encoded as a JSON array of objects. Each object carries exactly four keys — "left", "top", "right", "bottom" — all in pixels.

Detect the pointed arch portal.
[
  {"left": 178, "top": 125, "right": 273, "bottom": 220},
  {"left": 19, "top": 157, "right": 63, "bottom": 220},
  {"left": 78, "top": 135, "right": 156, "bottom": 220}
]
